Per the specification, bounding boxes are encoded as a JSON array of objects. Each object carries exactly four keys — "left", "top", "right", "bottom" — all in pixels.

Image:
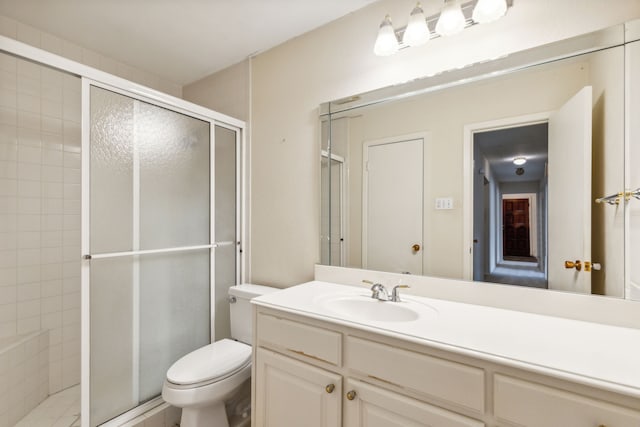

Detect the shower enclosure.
[{"left": 1, "top": 36, "right": 246, "bottom": 427}]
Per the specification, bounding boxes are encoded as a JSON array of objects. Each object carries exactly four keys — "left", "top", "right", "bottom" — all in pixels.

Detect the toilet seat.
[{"left": 166, "top": 339, "right": 251, "bottom": 388}]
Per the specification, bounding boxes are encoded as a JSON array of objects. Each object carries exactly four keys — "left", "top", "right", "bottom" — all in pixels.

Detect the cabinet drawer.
[
  {"left": 494, "top": 374, "right": 640, "bottom": 426},
  {"left": 345, "top": 336, "right": 485, "bottom": 413},
  {"left": 257, "top": 312, "right": 342, "bottom": 366}
]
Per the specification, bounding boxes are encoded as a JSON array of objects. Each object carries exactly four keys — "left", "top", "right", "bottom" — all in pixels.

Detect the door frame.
[
  {"left": 321, "top": 150, "right": 346, "bottom": 266},
  {"left": 463, "top": 112, "right": 550, "bottom": 280},
  {"left": 362, "top": 132, "right": 428, "bottom": 273},
  {"left": 501, "top": 193, "right": 538, "bottom": 260}
]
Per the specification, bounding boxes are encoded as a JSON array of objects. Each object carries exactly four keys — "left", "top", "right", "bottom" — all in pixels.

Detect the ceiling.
[
  {"left": 475, "top": 123, "right": 548, "bottom": 183},
  {"left": 0, "top": 0, "right": 380, "bottom": 86}
]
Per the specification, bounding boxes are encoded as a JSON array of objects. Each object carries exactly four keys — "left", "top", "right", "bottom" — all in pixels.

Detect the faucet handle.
[{"left": 391, "top": 285, "right": 410, "bottom": 302}]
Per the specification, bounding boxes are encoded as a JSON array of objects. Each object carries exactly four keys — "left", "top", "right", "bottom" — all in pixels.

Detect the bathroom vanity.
[{"left": 251, "top": 281, "right": 640, "bottom": 427}]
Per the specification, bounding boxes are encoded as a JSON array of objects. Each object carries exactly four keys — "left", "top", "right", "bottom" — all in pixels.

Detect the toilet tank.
[{"left": 229, "top": 284, "right": 279, "bottom": 345}]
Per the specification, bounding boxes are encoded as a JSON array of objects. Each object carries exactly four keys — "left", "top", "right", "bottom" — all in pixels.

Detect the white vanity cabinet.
[
  {"left": 252, "top": 304, "right": 640, "bottom": 427},
  {"left": 253, "top": 309, "right": 486, "bottom": 427}
]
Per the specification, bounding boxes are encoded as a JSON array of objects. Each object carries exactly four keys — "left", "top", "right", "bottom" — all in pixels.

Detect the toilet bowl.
[{"left": 162, "top": 284, "right": 278, "bottom": 427}]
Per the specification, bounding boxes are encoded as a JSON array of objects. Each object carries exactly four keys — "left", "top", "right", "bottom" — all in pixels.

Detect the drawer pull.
[
  {"left": 325, "top": 383, "right": 335, "bottom": 394},
  {"left": 346, "top": 390, "right": 357, "bottom": 400}
]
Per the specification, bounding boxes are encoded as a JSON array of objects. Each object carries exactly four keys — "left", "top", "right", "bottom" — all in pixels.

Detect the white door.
[
  {"left": 548, "top": 86, "right": 592, "bottom": 293},
  {"left": 363, "top": 138, "right": 423, "bottom": 274}
]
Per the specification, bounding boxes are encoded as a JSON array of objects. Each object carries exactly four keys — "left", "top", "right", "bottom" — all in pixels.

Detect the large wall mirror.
[{"left": 320, "top": 20, "right": 640, "bottom": 300}]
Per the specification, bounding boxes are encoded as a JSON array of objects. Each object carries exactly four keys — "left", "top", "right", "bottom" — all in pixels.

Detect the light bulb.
[
  {"left": 513, "top": 157, "right": 527, "bottom": 166},
  {"left": 472, "top": 0, "right": 507, "bottom": 23},
  {"left": 435, "top": 0, "right": 466, "bottom": 37},
  {"left": 402, "top": 3, "right": 430, "bottom": 47},
  {"left": 374, "top": 15, "right": 399, "bottom": 56}
]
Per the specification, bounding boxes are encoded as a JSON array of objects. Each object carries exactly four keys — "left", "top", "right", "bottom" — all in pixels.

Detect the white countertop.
[{"left": 252, "top": 280, "right": 640, "bottom": 399}]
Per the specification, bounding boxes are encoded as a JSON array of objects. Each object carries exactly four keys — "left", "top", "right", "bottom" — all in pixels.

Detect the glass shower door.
[{"left": 82, "top": 83, "right": 213, "bottom": 426}]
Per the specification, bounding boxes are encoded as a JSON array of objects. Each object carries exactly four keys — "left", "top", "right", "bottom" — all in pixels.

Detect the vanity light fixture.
[
  {"left": 403, "top": 3, "right": 430, "bottom": 47},
  {"left": 374, "top": 0, "right": 512, "bottom": 56},
  {"left": 513, "top": 156, "right": 527, "bottom": 166},
  {"left": 435, "top": 0, "right": 466, "bottom": 36},
  {"left": 472, "top": 0, "right": 508, "bottom": 23},
  {"left": 374, "top": 15, "right": 400, "bottom": 56}
]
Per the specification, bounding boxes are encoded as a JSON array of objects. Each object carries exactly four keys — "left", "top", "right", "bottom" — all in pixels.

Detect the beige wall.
[
  {"left": 183, "top": 59, "right": 250, "bottom": 121},
  {"left": 244, "top": 0, "right": 640, "bottom": 287},
  {"left": 0, "top": 14, "right": 182, "bottom": 97}
]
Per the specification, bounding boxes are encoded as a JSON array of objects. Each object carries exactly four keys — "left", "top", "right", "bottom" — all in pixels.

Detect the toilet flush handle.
[{"left": 228, "top": 296, "right": 237, "bottom": 303}]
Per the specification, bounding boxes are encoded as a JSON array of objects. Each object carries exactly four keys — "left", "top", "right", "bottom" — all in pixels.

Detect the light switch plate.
[{"left": 435, "top": 197, "right": 454, "bottom": 210}]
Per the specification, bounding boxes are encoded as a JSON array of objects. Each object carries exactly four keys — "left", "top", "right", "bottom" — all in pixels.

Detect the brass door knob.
[
  {"left": 412, "top": 244, "right": 421, "bottom": 252},
  {"left": 325, "top": 384, "right": 335, "bottom": 394},
  {"left": 346, "top": 390, "right": 357, "bottom": 400},
  {"left": 564, "top": 260, "right": 582, "bottom": 271}
]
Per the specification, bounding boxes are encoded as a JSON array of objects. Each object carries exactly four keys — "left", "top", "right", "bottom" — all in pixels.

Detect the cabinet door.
[
  {"left": 254, "top": 348, "right": 342, "bottom": 427},
  {"left": 343, "top": 378, "right": 484, "bottom": 427}
]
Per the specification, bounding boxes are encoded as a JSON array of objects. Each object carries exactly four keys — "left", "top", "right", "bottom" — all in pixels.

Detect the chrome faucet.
[
  {"left": 369, "top": 283, "right": 390, "bottom": 301},
  {"left": 390, "top": 285, "right": 410, "bottom": 302}
]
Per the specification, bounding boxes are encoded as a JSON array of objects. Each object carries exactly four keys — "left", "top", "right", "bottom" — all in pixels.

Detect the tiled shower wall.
[{"left": 0, "top": 51, "right": 81, "bottom": 394}]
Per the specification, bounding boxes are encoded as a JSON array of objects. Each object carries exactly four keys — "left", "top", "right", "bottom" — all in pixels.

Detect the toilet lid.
[{"left": 166, "top": 339, "right": 252, "bottom": 386}]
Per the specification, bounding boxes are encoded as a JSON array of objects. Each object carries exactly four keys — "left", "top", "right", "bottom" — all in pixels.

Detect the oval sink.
[{"left": 317, "top": 294, "right": 423, "bottom": 322}]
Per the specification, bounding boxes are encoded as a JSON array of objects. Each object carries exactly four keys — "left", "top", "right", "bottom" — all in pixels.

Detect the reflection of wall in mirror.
[
  {"left": 628, "top": 40, "right": 640, "bottom": 301},
  {"left": 330, "top": 48, "right": 624, "bottom": 296}
]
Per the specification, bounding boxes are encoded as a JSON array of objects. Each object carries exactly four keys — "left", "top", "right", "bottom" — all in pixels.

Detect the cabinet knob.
[
  {"left": 325, "top": 384, "right": 335, "bottom": 394},
  {"left": 346, "top": 390, "right": 357, "bottom": 400}
]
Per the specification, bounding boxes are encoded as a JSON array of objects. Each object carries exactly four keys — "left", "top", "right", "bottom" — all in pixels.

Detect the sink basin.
[{"left": 316, "top": 294, "right": 424, "bottom": 322}]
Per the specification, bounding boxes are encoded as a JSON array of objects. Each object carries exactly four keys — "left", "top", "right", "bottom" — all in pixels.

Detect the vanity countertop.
[{"left": 252, "top": 280, "right": 640, "bottom": 399}]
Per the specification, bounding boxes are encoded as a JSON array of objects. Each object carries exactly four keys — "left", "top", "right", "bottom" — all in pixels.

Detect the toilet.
[{"left": 162, "top": 284, "right": 279, "bottom": 427}]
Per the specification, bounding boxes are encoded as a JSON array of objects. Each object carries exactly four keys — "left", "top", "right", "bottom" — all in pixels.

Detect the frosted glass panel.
[
  {"left": 90, "top": 87, "right": 134, "bottom": 253},
  {"left": 139, "top": 104, "right": 210, "bottom": 249},
  {"left": 214, "top": 126, "right": 237, "bottom": 339},
  {"left": 139, "top": 249, "right": 210, "bottom": 401},
  {"left": 90, "top": 256, "right": 135, "bottom": 426}
]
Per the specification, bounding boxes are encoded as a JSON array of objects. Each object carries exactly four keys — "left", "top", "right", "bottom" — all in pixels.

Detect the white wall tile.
[
  {"left": 17, "top": 316, "right": 40, "bottom": 334},
  {"left": 43, "top": 198, "right": 64, "bottom": 215},
  {"left": 17, "top": 127, "right": 40, "bottom": 147},
  {"left": 17, "top": 213, "right": 41, "bottom": 231},
  {"left": 17, "top": 299, "right": 40, "bottom": 318},
  {"left": 17, "top": 248, "right": 40, "bottom": 267},
  {"left": 17, "top": 146, "right": 40, "bottom": 164},
  {"left": 0, "top": 250, "right": 16, "bottom": 269},
  {"left": 42, "top": 247, "right": 62, "bottom": 264},
  {"left": 42, "top": 149, "right": 63, "bottom": 166},
  {"left": 41, "top": 296, "right": 61, "bottom": 315},
  {"left": 62, "top": 308, "right": 79, "bottom": 327},
  {"left": 17, "top": 75, "right": 39, "bottom": 96},
  {"left": 0, "top": 106, "right": 17, "bottom": 126},
  {"left": 42, "top": 116, "right": 63, "bottom": 135},
  {"left": 0, "top": 320, "right": 16, "bottom": 338},
  {"left": 0, "top": 214, "right": 17, "bottom": 233},
  {"left": 17, "top": 197, "right": 41, "bottom": 215},
  {"left": 0, "top": 287, "right": 16, "bottom": 305},
  {"left": 18, "top": 231, "right": 40, "bottom": 249},
  {"left": 17, "top": 282, "right": 40, "bottom": 301},
  {"left": 0, "top": 88, "right": 17, "bottom": 109},
  {"left": 17, "top": 265, "right": 40, "bottom": 284},
  {"left": 17, "top": 93, "right": 40, "bottom": 114},
  {"left": 0, "top": 232, "right": 16, "bottom": 251},
  {"left": 42, "top": 133, "right": 63, "bottom": 152},
  {"left": 42, "top": 214, "right": 63, "bottom": 230},
  {"left": 0, "top": 161, "right": 17, "bottom": 179},
  {"left": 43, "top": 165, "right": 63, "bottom": 183},
  {"left": 0, "top": 179, "right": 17, "bottom": 197},
  {"left": 17, "top": 163, "right": 42, "bottom": 182},
  {"left": 41, "top": 311, "right": 61, "bottom": 329},
  {"left": 0, "top": 197, "right": 17, "bottom": 213}
]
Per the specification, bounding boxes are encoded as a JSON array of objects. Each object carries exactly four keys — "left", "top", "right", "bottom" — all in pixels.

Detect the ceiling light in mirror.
[
  {"left": 513, "top": 156, "right": 527, "bottom": 166},
  {"left": 403, "top": 3, "right": 430, "bottom": 47},
  {"left": 435, "top": 0, "right": 466, "bottom": 36},
  {"left": 472, "top": 0, "right": 507, "bottom": 23},
  {"left": 374, "top": 15, "right": 399, "bottom": 56}
]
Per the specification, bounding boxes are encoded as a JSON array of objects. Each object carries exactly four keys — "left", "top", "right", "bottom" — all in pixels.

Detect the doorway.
[{"left": 472, "top": 122, "right": 548, "bottom": 289}]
